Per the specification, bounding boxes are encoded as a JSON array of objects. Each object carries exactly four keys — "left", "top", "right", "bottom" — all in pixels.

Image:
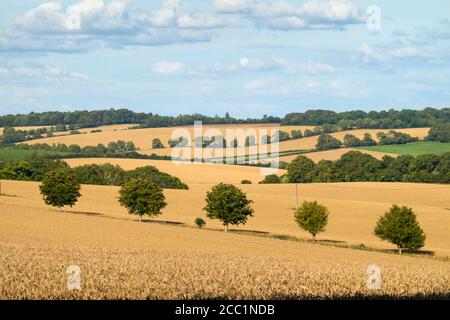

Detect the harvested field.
[
  {"left": 25, "top": 123, "right": 312, "bottom": 150},
  {"left": 24, "top": 126, "right": 430, "bottom": 164},
  {"left": 0, "top": 202, "right": 448, "bottom": 299}
]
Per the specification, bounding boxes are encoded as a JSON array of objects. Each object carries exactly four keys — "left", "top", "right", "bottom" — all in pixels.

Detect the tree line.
[
  {"left": 0, "top": 156, "right": 188, "bottom": 189},
  {"left": 315, "top": 130, "right": 419, "bottom": 151},
  {"left": 0, "top": 109, "right": 281, "bottom": 129},
  {"left": 0, "top": 126, "right": 84, "bottom": 146},
  {"left": 1, "top": 107, "right": 449, "bottom": 131},
  {"left": 282, "top": 108, "right": 450, "bottom": 129},
  {"left": 260, "top": 151, "right": 450, "bottom": 184}
]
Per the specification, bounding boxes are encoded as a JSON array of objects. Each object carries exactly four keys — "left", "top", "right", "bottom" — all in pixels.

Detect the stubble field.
[{"left": 22, "top": 124, "right": 430, "bottom": 162}]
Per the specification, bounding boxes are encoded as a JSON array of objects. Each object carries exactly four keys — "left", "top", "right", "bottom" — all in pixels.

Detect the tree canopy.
[
  {"left": 203, "top": 183, "right": 254, "bottom": 232},
  {"left": 294, "top": 201, "right": 329, "bottom": 242},
  {"left": 39, "top": 169, "right": 81, "bottom": 211},
  {"left": 374, "top": 205, "right": 426, "bottom": 254},
  {"left": 119, "top": 178, "right": 167, "bottom": 222}
]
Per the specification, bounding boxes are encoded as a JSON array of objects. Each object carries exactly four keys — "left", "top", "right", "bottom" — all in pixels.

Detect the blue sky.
[{"left": 0, "top": 0, "right": 449, "bottom": 117}]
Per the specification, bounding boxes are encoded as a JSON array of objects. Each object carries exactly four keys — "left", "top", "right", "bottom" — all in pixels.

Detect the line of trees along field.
[
  {"left": 0, "top": 156, "right": 188, "bottom": 189},
  {"left": 260, "top": 151, "right": 450, "bottom": 184},
  {"left": 37, "top": 170, "right": 427, "bottom": 255},
  {"left": 0, "top": 107, "right": 449, "bottom": 130}
]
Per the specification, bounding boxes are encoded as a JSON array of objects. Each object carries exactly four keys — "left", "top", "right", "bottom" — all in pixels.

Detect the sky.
[{"left": 0, "top": 0, "right": 449, "bottom": 117}]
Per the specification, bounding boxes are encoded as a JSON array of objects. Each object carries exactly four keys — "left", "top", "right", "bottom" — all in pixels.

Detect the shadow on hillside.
[
  {"left": 64, "top": 210, "right": 104, "bottom": 217},
  {"left": 142, "top": 219, "right": 185, "bottom": 226},
  {"left": 229, "top": 229, "right": 270, "bottom": 235},
  {"left": 315, "top": 239, "right": 346, "bottom": 244},
  {"left": 382, "top": 249, "right": 435, "bottom": 256}
]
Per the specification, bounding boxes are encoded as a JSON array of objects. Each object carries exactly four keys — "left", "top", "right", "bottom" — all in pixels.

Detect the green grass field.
[
  {"left": 0, "top": 148, "right": 70, "bottom": 161},
  {"left": 358, "top": 141, "right": 450, "bottom": 157}
]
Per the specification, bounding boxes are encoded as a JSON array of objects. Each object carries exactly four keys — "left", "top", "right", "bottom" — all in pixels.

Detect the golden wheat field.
[
  {"left": 0, "top": 199, "right": 449, "bottom": 299},
  {"left": 1, "top": 143, "right": 449, "bottom": 299}
]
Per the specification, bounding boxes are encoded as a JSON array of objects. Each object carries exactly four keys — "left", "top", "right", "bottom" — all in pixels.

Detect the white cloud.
[
  {"left": 14, "top": 0, "right": 132, "bottom": 34},
  {"left": 1, "top": 0, "right": 220, "bottom": 53},
  {"left": 0, "top": 64, "right": 88, "bottom": 82},
  {"left": 212, "top": 0, "right": 365, "bottom": 30},
  {"left": 224, "top": 56, "right": 336, "bottom": 74},
  {"left": 140, "top": 0, "right": 241, "bottom": 29},
  {"left": 245, "top": 77, "right": 289, "bottom": 95},
  {"left": 199, "top": 79, "right": 219, "bottom": 91},
  {"left": 152, "top": 60, "right": 193, "bottom": 76},
  {"left": 244, "top": 77, "right": 326, "bottom": 96},
  {"left": 1, "top": 0, "right": 368, "bottom": 53},
  {"left": 358, "top": 43, "right": 433, "bottom": 64}
]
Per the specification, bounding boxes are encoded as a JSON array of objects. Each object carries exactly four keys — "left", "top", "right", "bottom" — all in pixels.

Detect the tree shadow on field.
[
  {"left": 382, "top": 249, "right": 435, "bottom": 256},
  {"left": 229, "top": 229, "right": 270, "bottom": 236},
  {"left": 141, "top": 219, "right": 186, "bottom": 226},
  {"left": 316, "top": 239, "right": 346, "bottom": 244},
  {"left": 63, "top": 210, "right": 104, "bottom": 217}
]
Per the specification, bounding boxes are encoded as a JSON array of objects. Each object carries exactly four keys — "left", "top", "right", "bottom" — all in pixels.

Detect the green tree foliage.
[
  {"left": 290, "top": 130, "right": 303, "bottom": 140},
  {"left": 1, "top": 108, "right": 448, "bottom": 133},
  {"left": 294, "top": 201, "right": 329, "bottom": 242},
  {"left": 203, "top": 183, "right": 254, "bottom": 232},
  {"left": 241, "top": 179, "right": 252, "bottom": 184},
  {"left": 259, "top": 174, "right": 282, "bottom": 184},
  {"left": 435, "top": 152, "right": 450, "bottom": 183},
  {"left": 374, "top": 205, "right": 426, "bottom": 254},
  {"left": 303, "top": 129, "right": 314, "bottom": 137},
  {"left": 126, "top": 141, "right": 136, "bottom": 151},
  {"left": 425, "top": 123, "right": 450, "bottom": 143},
  {"left": 39, "top": 169, "right": 81, "bottom": 212},
  {"left": 152, "top": 138, "right": 164, "bottom": 149},
  {"left": 195, "top": 217, "right": 206, "bottom": 228},
  {"left": 343, "top": 134, "right": 362, "bottom": 147},
  {"left": 1, "top": 127, "right": 30, "bottom": 145},
  {"left": 311, "top": 160, "right": 335, "bottom": 182},
  {"left": 68, "top": 144, "right": 82, "bottom": 153},
  {"left": 273, "top": 130, "right": 291, "bottom": 142},
  {"left": 71, "top": 164, "right": 188, "bottom": 189},
  {"left": 332, "top": 151, "right": 382, "bottom": 182},
  {"left": 0, "top": 156, "right": 68, "bottom": 181},
  {"left": 404, "top": 154, "right": 441, "bottom": 183},
  {"left": 362, "top": 133, "right": 377, "bottom": 146},
  {"left": 71, "top": 164, "right": 126, "bottom": 186},
  {"left": 126, "top": 166, "right": 189, "bottom": 189},
  {"left": 282, "top": 108, "right": 450, "bottom": 128},
  {"left": 377, "top": 130, "right": 419, "bottom": 145},
  {"left": 286, "top": 156, "right": 315, "bottom": 183},
  {"left": 315, "top": 134, "right": 342, "bottom": 150},
  {"left": 380, "top": 155, "right": 414, "bottom": 182},
  {"left": 168, "top": 136, "right": 188, "bottom": 148},
  {"left": 119, "top": 178, "right": 167, "bottom": 222}
]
